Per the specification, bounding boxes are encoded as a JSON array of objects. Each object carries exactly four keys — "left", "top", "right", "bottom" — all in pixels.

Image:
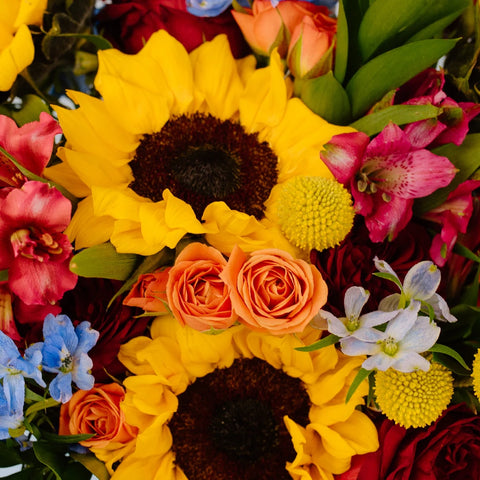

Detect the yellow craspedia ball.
[
  {"left": 375, "top": 362, "right": 454, "bottom": 428},
  {"left": 472, "top": 348, "right": 480, "bottom": 401},
  {"left": 277, "top": 176, "right": 355, "bottom": 252}
]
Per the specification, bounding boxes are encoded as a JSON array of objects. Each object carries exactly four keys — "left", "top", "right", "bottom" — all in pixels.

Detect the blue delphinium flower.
[
  {"left": 0, "top": 331, "right": 45, "bottom": 439},
  {"left": 186, "top": 0, "right": 232, "bottom": 16},
  {"left": 41, "top": 314, "right": 99, "bottom": 403}
]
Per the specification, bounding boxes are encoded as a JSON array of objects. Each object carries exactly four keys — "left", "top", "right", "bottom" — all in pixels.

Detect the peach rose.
[
  {"left": 59, "top": 383, "right": 137, "bottom": 449},
  {"left": 232, "top": 0, "right": 331, "bottom": 57},
  {"left": 166, "top": 242, "right": 237, "bottom": 331},
  {"left": 220, "top": 245, "right": 328, "bottom": 335},
  {"left": 123, "top": 269, "right": 170, "bottom": 312}
]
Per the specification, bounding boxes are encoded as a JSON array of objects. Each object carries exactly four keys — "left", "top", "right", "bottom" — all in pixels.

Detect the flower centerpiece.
[{"left": 1, "top": 0, "right": 480, "bottom": 479}]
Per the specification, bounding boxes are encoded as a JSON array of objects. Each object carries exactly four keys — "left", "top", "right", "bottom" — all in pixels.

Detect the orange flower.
[
  {"left": 123, "top": 269, "right": 170, "bottom": 312},
  {"left": 220, "top": 245, "right": 328, "bottom": 335},
  {"left": 287, "top": 12, "right": 337, "bottom": 79},
  {"left": 232, "top": 0, "right": 331, "bottom": 58},
  {"left": 59, "top": 383, "right": 137, "bottom": 449},
  {"left": 166, "top": 242, "right": 237, "bottom": 331}
]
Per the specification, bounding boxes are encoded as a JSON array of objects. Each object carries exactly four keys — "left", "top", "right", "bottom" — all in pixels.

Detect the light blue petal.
[
  {"left": 426, "top": 293, "right": 457, "bottom": 323},
  {"left": 385, "top": 300, "right": 421, "bottom": 340},
  {"left": 340, "top": 337, "right": 382, "bottom": 356},
  {"left": 75, "top": 322, "right": 99, "bottom": 354},
  {"left": 400, "top": 316, "right": 441, "bottom": 353},
  {"left": 344, "top": 286, "right": 370, "bottom": 320},
  {"left": 391, "top": 351, "right": 431, "bottom": 372},
  {"left": 374, "top": 257, "right": 400, "bottom": 283},
  {"left": 0, "top": 412, "right": 23, "bottom": 440},
  {"left": 186, "top": 0, "right": 231, "bottom": 16},
  {"left": 49, "top": 373, "right": 73, "bottom": 403},
  {"left": 360, "top": 309, "right": 398, "bottom": 328},
  {"left": 403, "top": 261, "right": 441, "bottom": 301},
  {"left": 10, "top": 357, "right": 45, "bottom": 388},
  {"left": 3, "top": 374, "right": 25, "bottom": 414},
  {"left": 72, "top": 353, "right": 94, "bottom": 391},
  {"left": 0, "top": 330, "right": 20, "bottom": 365},
  {"left": 378, "top": 294, "right": 401, "bottom": 312},
  {"left": 24, "top": 343, "right": 43, "bottom": 367},
  {"left": 43, "top": 314, "right": 78, "bottom": 353},
  {"left": 363, "top": 352, "right": 396, "bottom": 371},
  {"left": 41, "top": 342, "right": 64, "bottom": 371}
]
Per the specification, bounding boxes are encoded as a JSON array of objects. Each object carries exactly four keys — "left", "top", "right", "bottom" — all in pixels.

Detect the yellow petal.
[
  {"left": 118, "top": 336, "right": 155, "bottom": 375},
  {"left": 65, "top": 197, "right": 114, "bottom": 248},
  {"left": 189, "top": 35, "right": 244, "bottom": 120},
  {"left": 267, "top": 98, "right": 355, "bottom": 182},
  {"left": 14, "top": 0, "right": 46, "bottom": 27},
  {"left": 134, "top": 419, "right": 174, "bottom": 458},
  {"left": 111, "top": 219, "right": 159, "bottom": 255},
  {"left": 92, "top": 186, "right": 144, "bottom": 221},
  {"left": 0, "top": 24, "right": 34, "bottom": 91},
  {"left": 44, "top": 161, "right": 91, "bottom": 199},
  {"left": 239, "top": 49, "right": 288, "bottom": 134}
]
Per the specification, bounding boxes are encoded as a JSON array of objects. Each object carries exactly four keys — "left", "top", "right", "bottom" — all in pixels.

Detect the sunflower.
[
  {"left": 0, "top": 0, "right": 47, "bottom": 91},
  {"left": 46, "top": 30, "right": 354, "bottom": 256},
  {"left": 91, "top": 315, "right": 379, "bottom": 479}
]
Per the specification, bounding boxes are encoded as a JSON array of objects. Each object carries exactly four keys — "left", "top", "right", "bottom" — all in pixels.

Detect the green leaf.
[
  {"left": 295, "top": 334, "right": 340, "bottom": 352},
  {"left": 47, "top": 33, "right": 113, "bottom": 50},
  {"left": 346, "top": 368, "right": 372, "bottom": 403},
  {"left": 70, "top": 453, "right": 111, "bottom": 480},
  {"left": 295, "top": 72, "right": 352, "bottom": 125},
  {"left": 32, "top": 442, "right": 68, "bottom": 480},
  {"left": 0, "top": 444, "right": 22, "bottom": 467},
  {"left": 0, "top": 269, "right": 7, "bottom": 281},
  {"left": 432, "top": 351, "right": 471, "bottom": 376},
  {"left": 346, "top": 38, "right": 458, "bottom": 119},
  {"left": 429, "top": 343, "right": 470, "bottom": 370},
  {"left": 350, "top": 104, "right": 441, "bottom": 136},
  {"left": 69, "top": 243, "right": 140, "bottom": 281},
  {"left": 414, "top": 133, "right": 480, "bottom": 214},
  {"left": 358, "top": 0, "right": 469, "bottom": 61},
  {"left": 41, "top": 432, "right": 94, "bottom": 445},
  {"left": 372, "top": 271, "right": 403, "bottom": 290},
  {"left": 10, "top": 95, "right": 50, "bottom": 126},
  {"left": 62, "top": 460, "right": 93, "bottom": 480},
  {"left": 25, "top": 398, "right": 60, "bottom": 418},
  {"left": 453, "top": 242, "right": 480, "bottom": 264}
]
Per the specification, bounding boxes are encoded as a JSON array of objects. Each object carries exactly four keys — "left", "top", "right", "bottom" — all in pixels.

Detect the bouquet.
[{"left": 1, "top": 0, "right": 480, "bottom": 479}]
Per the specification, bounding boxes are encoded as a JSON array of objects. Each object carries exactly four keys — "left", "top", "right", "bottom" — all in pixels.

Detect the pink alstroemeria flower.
[
  {"left": 0, "top": 112, "right": 62, "bottom": 188},
  {"left": 0, "top": 181, "right": 77, "bottom": 306},
  {"left": 423, "top": 179, "right": 480, "bottom": 267},
  {"left": 320, "top": 122, "right": 457, "bottom": 242},
  {"left": 394, "top": 68, "right": 480, "bottom": 149}
]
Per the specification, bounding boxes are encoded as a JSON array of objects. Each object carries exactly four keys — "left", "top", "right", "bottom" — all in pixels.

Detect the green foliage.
[
  {"left": 295, "top": 334, "right": 340, "bottom": 352},
  {"left": 346, "top": 368, "right": 372, "bottom": 403}
]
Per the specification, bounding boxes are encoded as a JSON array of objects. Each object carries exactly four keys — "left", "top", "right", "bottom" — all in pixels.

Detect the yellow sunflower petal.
[
  {"left": 0, "top": 2, "right": 19, "bottom": 29},
  {"left": 111, "top": 219, "right": 160, "bottom": 256},
  {"left": 139, "top": 30, "right": 194, "bottom": 114},
  {"left": 65, "top": 197, "right": 114, "bottom": 248},
  {"left": 134, "top": 418, "right": 174, "bottom": 458},
  {"left": 189, "top": 35, "right": 244, "bottom": 120},
  {"left": 92, "top": 186, "right": 144, "bottom": 221},
  {"left": 203, "top": 201, "right": 297, "bottom": 256},
  {"left": 44, "top": 161, "right": 91, "bottom": 199},
  {"left": 118, "top": 337, "right": 155, "bottom": 375},
  {"left": 0, "top": 24, "right": 34, "bottom": 91},
  {"left": 239, "top": 48, "right": 288, "bottom": 134},
  {"left": 14, "top": 0, "right": 46, "bottom": 27},
  {"left": 266, "top": 98, "right": 355, "bottom": 182}
]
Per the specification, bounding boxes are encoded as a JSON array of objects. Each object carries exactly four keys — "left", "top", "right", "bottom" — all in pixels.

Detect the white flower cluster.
[{"left": 315, "top": 258, "right": 457, "bottom": 373}]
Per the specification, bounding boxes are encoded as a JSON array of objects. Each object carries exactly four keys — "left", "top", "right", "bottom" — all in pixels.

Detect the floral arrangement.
[{"left": 1, "top": 0, "right": 480, "bottom": 479}]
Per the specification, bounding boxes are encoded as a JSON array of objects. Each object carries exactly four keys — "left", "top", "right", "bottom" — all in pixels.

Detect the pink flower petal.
[
  {"left": 0, "top": 112, "right": 62, "bottom": 176},
  {"left": 365, "top": 122, "right": 412, "bottom": 158},
  {"left": 365, "top": 196, "right": 414, "bottom": 243},
  {"left": 403, "top": 117, "right": 447, "bottom": 148},
  {"left": 320, "top": 131, "right": 369, "bottom": 184},
  {"left": 9, "top": 256, "right": 77, "bottom": 305}
]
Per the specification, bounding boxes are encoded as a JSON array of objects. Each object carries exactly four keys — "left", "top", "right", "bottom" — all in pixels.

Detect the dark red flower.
[
  {"left": 57, "top": 277, "right": 150, "bottom": 382},
  {"left": 336, "top": 404, "right": 480, "bottom": 480},
  {"left": 96, "top": 0, "right": 250, "bottom": 57},
  {"left": 310, "top": 219, "right": 432, "bottom": 317}
]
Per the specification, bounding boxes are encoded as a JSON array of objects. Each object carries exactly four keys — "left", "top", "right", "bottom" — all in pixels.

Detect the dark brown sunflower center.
[
  {"left": 169, "top": 357, "right": 310, "bottom": 480},
  {"left": 128, "top": 113, "right": 278, "bottom": 219}
]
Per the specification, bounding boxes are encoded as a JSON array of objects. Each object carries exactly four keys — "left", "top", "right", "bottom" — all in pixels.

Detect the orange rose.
[
  {"left": 287, "top": 12, "right": 337, "bottom": 79},
  {"left": 166, "top": 242, "right": 237, "bottom": 331},
  {"left": 232, "top": 0, "right": 331, "bottom": 57},
  {"left": 59, "top": 383, "right": 137, "bottom": 449},
  {"left": 220, "top": 245, "right": 328, "bottom": 335},
  {"left": 123, "top": 269, "right": 170, "bottom": 312}
]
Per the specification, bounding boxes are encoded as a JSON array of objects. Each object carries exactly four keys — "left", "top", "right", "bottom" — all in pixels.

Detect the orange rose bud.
[
  {"left": 166, "top": 242, "right": 237, "bottom": 331},
  {"left": 123, "top": 269, "right": 170, "bottom": 312},
  {"left": 232, "top": 0, "right": 288, "bottom": 56},
  {"left": 287, "top": 13, "right": 337, "bottom": 79},
  {"left": 220, "top": 245, "right": 328, "bottom": 335},
  {"left": 59, "top": 383, "right": 137, "bottom": 449}
]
